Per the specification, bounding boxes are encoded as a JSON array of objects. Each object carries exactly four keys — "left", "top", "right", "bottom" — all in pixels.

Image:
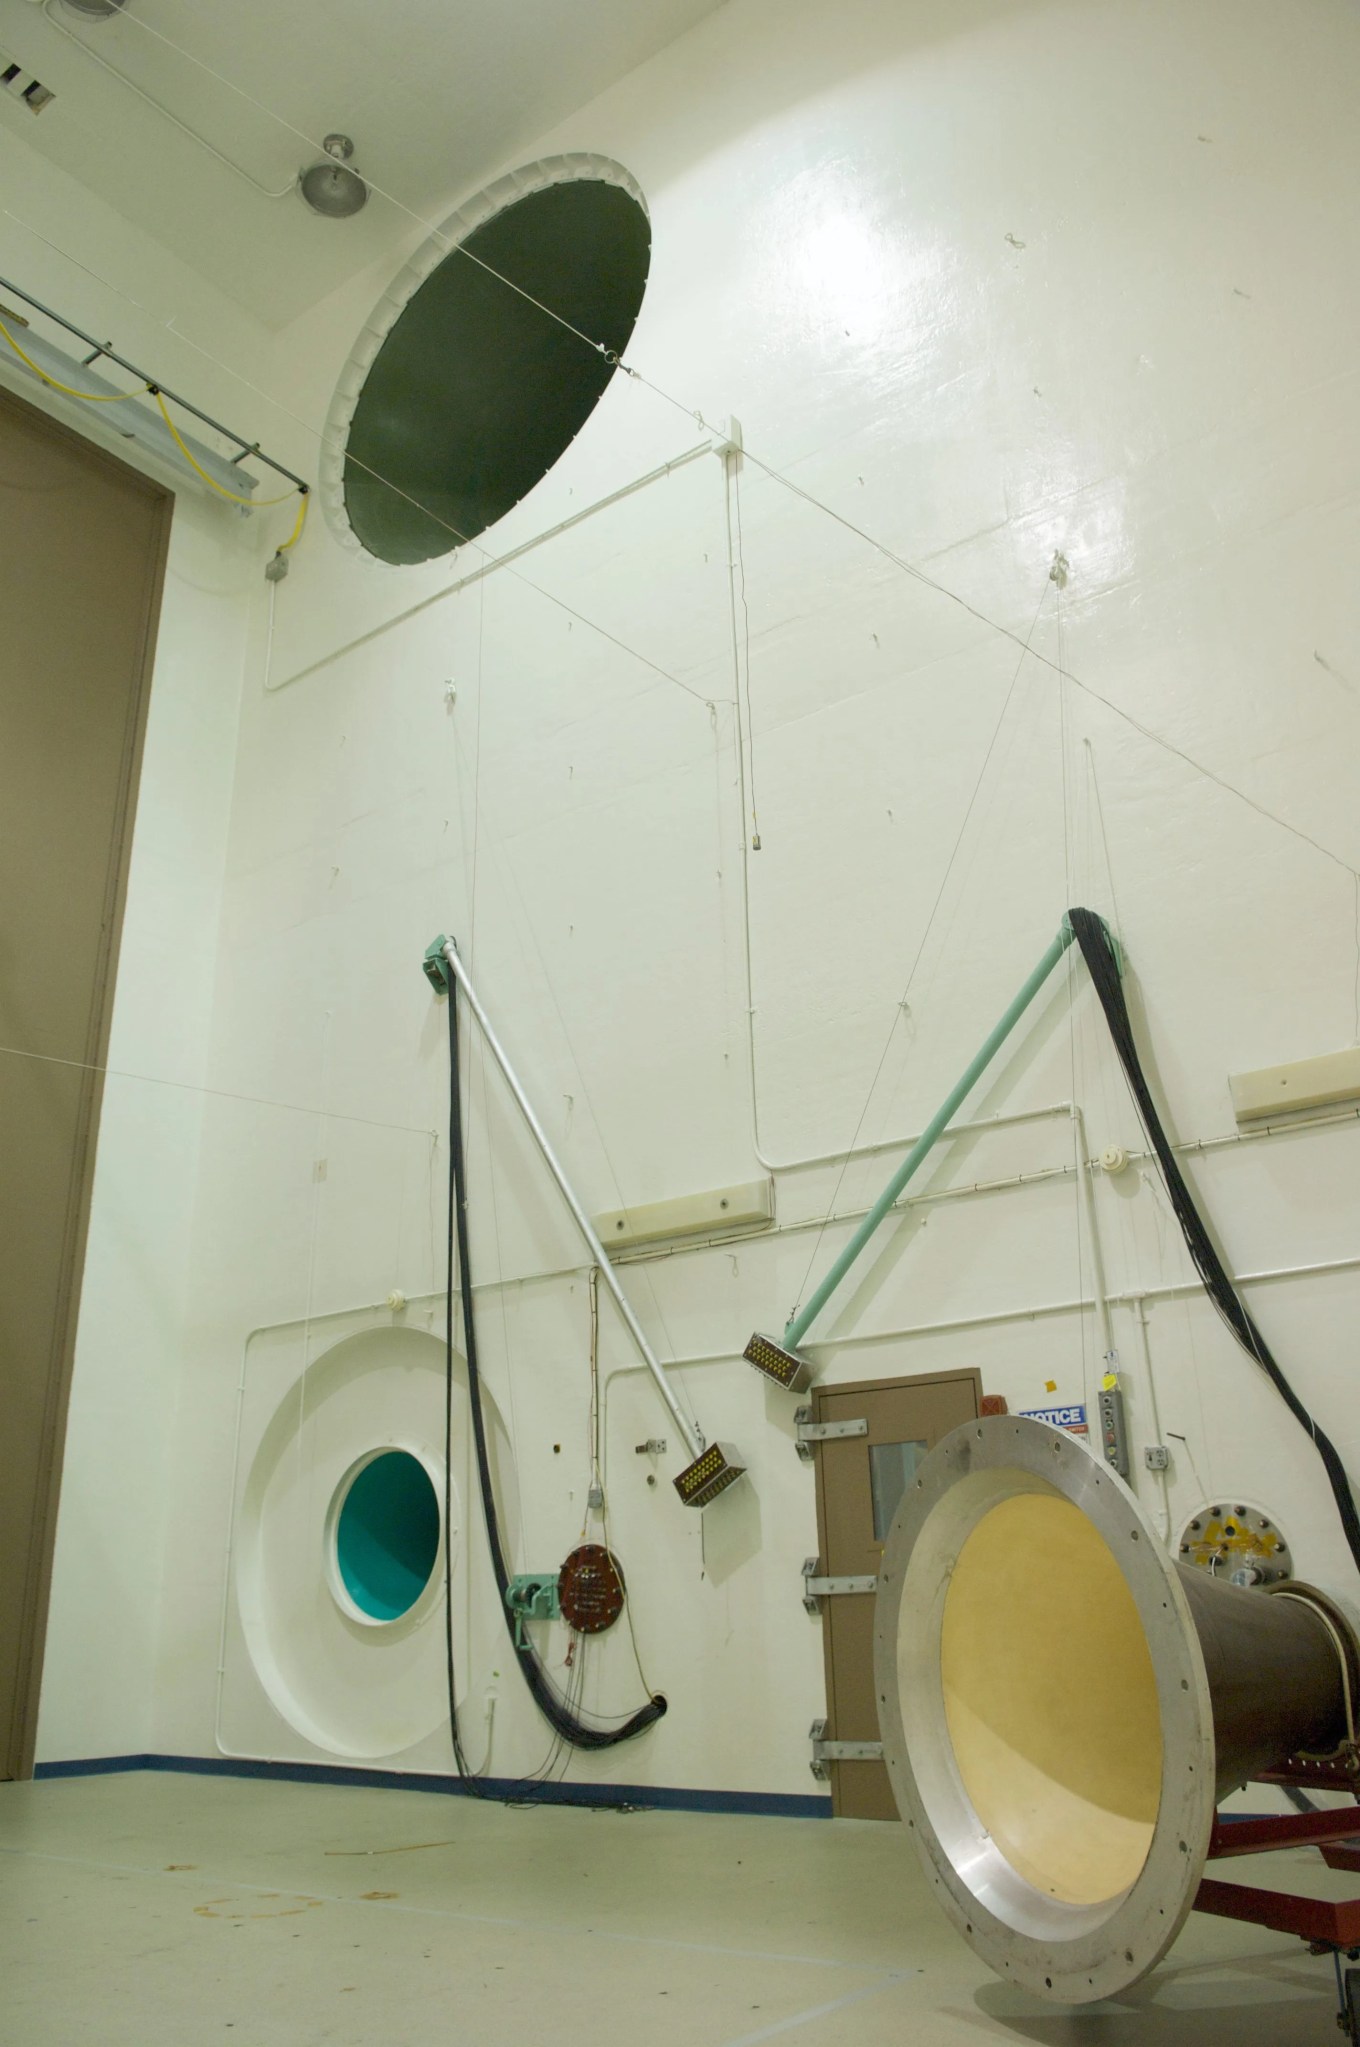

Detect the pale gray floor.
[{"left": 0, "top": 1771, "right": 1351, "bottom": 2044}]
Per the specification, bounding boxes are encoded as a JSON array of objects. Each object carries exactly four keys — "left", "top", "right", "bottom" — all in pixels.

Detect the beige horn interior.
[{"left": 939, "top": 1492, "right": 1164, "bottom": 1907}]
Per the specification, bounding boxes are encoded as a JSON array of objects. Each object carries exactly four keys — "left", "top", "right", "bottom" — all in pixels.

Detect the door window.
[{"left": 869, "top": 1439, "right": 928, "bottom": 1544}]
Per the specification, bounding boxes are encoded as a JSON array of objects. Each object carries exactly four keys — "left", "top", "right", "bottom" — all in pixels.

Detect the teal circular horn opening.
[{"left": 335, "top": 1451, "right": 440, "bottom": 1621}]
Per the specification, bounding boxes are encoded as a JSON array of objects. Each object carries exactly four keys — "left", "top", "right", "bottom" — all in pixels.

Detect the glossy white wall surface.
[
  {"left": 0, "top": 114, "right": 274, "bottom": 1761},
  {"left": 31, "top": 496, "right": 255, "bottom": 1763},
  {"left": 18, "top": 0, "right": 1360, "bottom": 1786}
]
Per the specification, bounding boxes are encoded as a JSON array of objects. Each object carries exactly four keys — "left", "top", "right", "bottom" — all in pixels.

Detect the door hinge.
[
  {"left": 794, "top": 1406, "right": 868, "bottom": 1461},
  {"left": 802, "top": 1556, "right": 877, "bottom": 1613},
  {"left": 809, "top": 1717, "right": 884, "bottom": 1779}
]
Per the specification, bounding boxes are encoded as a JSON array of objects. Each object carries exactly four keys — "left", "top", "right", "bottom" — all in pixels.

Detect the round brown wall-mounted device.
[{"left": 558, "top": 1545, "right": 625, "bottom": 1634}]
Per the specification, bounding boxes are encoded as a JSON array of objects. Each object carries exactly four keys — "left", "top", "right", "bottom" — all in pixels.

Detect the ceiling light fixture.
[
  {"left": 299, "top": 133, "right": 368, "bottom": 219},
  {"left": 57, "top": 0, "right": 126, "bottom": 20}
]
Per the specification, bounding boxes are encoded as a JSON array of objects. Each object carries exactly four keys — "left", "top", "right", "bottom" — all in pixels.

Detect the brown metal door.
[
  {"left": 813, "top": 1368, "right": 980, "bottom": 1818},
  {"left": 0, "top": 384, "right": 170, "bottom": 1778}
]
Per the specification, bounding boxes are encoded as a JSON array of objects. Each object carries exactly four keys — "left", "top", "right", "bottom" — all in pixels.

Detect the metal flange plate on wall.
[{"left": 1177, "top": 1501, "right": 1292, "bottom": 1587}]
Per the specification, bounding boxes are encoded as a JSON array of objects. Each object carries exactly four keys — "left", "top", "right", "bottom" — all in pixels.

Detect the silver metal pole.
[{"left": 440, "top": 940, "right": 703, "bottom": 1460}]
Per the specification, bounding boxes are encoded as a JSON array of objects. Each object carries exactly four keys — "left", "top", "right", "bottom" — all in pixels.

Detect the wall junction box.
[
  {"left": 1229, "top": 1046, "right": 1360, "bottom": 1122},
  {"left": 593, "top": 1177, "right": 773, "bottom": 1251}
]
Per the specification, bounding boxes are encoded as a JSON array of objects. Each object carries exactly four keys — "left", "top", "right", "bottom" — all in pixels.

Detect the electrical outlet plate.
[
  {"left": 1229, "top": 1046, "right": 1360, "bottom": 1123},
  {"left": 593, "top": 1177, "right": 773, "bottom": 1250}
]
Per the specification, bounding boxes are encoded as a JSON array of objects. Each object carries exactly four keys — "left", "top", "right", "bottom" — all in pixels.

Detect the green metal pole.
[{"left": 783, "top": 918, "right": 1078, "bottom": 1349}]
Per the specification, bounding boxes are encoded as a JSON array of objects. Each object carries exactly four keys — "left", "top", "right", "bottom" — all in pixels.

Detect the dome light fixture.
[
  {"left": 58, "top": 0, "right": 126, "bottom": 19},
  {"left": 299, "top": 133, "right": 368, "bottom": 219}
]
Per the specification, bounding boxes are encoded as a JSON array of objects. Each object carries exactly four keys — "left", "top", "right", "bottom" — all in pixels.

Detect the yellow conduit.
[{"left": 0, "top": 316, "right": 307, "bottom": 539}]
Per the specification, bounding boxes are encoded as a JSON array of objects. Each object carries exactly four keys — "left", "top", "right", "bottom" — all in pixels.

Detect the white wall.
[
  {"left": 25, "top": 0, "right": 1360, "bottom": 1787},
  {"left": 0, "top": 119, "right": 276, "bottom": 1760},
  {"left": 33, "top": 495, "right": 256, "bottom": 1761}
]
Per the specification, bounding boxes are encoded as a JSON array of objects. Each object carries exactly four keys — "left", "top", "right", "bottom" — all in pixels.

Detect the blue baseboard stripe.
[{"left": 32, "top": 1751, "right": 833, "bottom": 1819}]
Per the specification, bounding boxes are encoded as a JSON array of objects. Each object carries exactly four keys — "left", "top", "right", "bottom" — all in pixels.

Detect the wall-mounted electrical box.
[
  {"left": 593, "top": 1178, "right": 773, "bottom": 1251},
  {"left": 1229, "top": 1046, "right": 1360, "bottom": 1123}
]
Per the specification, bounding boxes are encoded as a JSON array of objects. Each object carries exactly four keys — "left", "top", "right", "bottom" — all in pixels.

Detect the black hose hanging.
[
  {"left": 443, "top": 967, "right": 667, "bottom": 1751},
  {"left": 443, "top": 1011, "right": 486, "bottom": 1795},
  {"left": 1067, "top": 905, "right": 1360, "bottom": 1577}
]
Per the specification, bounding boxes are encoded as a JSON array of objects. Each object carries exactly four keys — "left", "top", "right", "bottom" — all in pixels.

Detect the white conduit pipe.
[
  {"left": 1127, "top": 1293, "right": 1173, "bottom": 1540},
  {"left": 598, "top": 1250, "right": 1360, "bottom": 1505},
  {"left": 745, "top": 1252, "right": 1360, "bottom": 1357},
  {"left": 271, "top": 441, "right": 714, "bottom": 692},
  {"left": 1073, "top": 1102, "right": 1115, "bottom": 1418},
  {"left": 280, "top": 1104, "right": 1359, "bottom": 1325}
]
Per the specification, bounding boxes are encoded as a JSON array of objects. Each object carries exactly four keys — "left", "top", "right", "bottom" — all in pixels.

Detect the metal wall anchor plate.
[
  {"left": 809, "top": 1716, "right": 884, "bottom": 1779},
  {"left": 802, "top": 1556, "right": 877, "bottom": 1613},
  {"left": 794, "top": 1406, "right": 868, "bottom": 1461}
]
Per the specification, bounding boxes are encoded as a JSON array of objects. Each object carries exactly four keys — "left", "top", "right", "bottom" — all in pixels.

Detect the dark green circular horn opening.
[{"left": 343, "top": 178, "right": 650, "bottom": 565}]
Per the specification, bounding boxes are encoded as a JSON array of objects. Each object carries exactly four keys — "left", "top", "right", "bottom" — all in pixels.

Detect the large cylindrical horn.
[{"left": 874, "top": 1416, "right": 1359, "bottom": 2004}]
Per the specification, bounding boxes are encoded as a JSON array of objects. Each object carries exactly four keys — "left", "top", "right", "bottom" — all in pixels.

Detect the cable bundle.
[
  {"left": 1067, "top": 905, "right": 1360, "bottom": 1576},
  {"left": 442, "top": 973, "right": 667, "bottom": 1770}
]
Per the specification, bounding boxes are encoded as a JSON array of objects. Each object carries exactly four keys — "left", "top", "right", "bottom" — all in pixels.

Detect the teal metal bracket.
[
  {"left": 744, "top": 911, "right": 1122, "bottom": 1384},
  {"left": 423, "top": 933, "right": 454, "bottom": 993},
  {"left": 504, "top": 1572, "right": 561, "bottom": 1649}
]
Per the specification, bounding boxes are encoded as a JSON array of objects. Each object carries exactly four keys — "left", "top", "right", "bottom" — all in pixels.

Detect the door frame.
[
  {"left": 1, "top": 383, "right": 172, "bottom": 1778},
  {"left": 811, "top": 1365, "right": 982, "bottom": 1817}
]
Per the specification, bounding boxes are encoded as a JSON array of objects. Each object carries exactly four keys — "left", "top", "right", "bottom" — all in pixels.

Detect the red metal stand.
[{"left": 1193, "top": 1777, "right": 1360, "bottom": 2034}]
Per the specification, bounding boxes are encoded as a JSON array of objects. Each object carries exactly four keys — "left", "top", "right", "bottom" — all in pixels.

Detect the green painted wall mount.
[
  {"left": 504, "top": 1572, "right": 562, "bottom": 1649},
  {"left": 423, "top": 932, "right": 454, "bottom": 993}
]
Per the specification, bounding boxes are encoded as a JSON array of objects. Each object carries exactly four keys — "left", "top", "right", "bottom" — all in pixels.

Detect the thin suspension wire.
[
  {"left": 1083, "top": 736, "right": 1125, "bottom": 939},
  {"left": 791, "top": 577, "right": 1053, "bottom": 1316},
  {"left": 40, "top": 0, "right": 297, "bottom": 201},
  {"left": 1353, "top": 871, "right": 1360, "bottom": 1044},
  {"left": 11, "top": 0, "right": 1360, "bottom": 887},
  {"left": 114, "top": 1, "right": 638, "bottom": 366},
  {"left": 24, "top": 8, "right": 1360, "bottom": 946},
  {"left": 467, "top": 576, "right": 527, "bottom": 1537},
  {"left": 731, "top": 458, "right": 761, "bottom": 845},
  {"left": 470, "top": 814, "right": 700, "bottom": 1429},
  {"left": 444, "top": 670, "right": 700, "bottom": 1528},
  {"left": 1055, "top": 579, "right": 1088, "bottom": 1401},
  {"left": 580, "top": 1260, "right": 657, "bottom": 1706},
  {"left": 331, "top": 440, "right": 715, "bottom": 706},
  {"left": 105, "top": 5, "right": 1360, "bottom": 883},
  {"left": 1, "top": 219, "right": 713, "bottom": 714},
  {"left": 586, "top": 1264, "right": 603, "bottom": 1510},
  {"left": 727, "top": 447, "right": 1360, "bottom": 887},
  {"left": 0, "top": 1038, "right": 432, "bottom": 1135},
  {"left": 292, "top": 1008, "right": 333, "bottom": 1531}
]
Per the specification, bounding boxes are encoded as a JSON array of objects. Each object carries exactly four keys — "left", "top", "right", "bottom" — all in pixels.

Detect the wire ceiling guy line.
[{"left": 17, "top": 12, "right": 1360, "bottom": 900}]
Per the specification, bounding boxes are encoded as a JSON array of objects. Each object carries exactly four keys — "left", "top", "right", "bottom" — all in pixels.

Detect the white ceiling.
[{"left": 0, "top": 0, "right": 727, "bottom": 326}]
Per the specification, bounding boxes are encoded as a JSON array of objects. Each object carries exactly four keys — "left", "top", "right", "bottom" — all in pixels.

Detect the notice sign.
[{"left": 1019, "top": 1404, "right": 1089, "bottom": 1435}]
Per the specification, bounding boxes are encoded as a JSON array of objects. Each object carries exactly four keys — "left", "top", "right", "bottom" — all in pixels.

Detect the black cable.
[
  {"left": 1067, "top": 905, "right": 1360, "bottom": 1577},
  {"left": 443, "top": 961, "right": 667, "bottom": 1750},
  {"left": 443, "top": 1001, "right": 487, "bottom": 1796}
]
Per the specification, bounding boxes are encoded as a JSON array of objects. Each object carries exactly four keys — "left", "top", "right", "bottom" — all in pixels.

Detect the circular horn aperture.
[{"left": 874, "top": 1416, "right": 1216, "bottom": 2004}]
